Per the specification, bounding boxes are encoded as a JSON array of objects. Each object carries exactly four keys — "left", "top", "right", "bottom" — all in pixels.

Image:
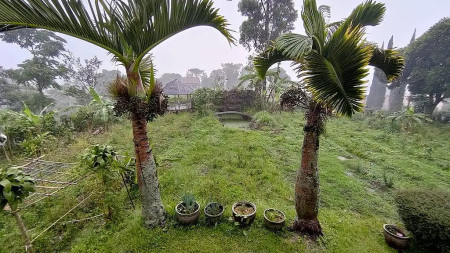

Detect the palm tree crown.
[{"left": 254, "top": 0, "right": 404, "bottom": 116}]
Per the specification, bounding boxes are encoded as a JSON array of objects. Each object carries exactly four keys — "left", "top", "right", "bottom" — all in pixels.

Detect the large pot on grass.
[
  {"left": 204, "top": 202, "right": 224, "bottom": 225},
  {"left": 383, "top": 224, "right": 410, "bottom": 250},
  {"left": 232, "top": 201, "right": 256, "bottom": 227},
  {"left": 175, "top": 202, "right": 200, "bottom": 225},
  {"left": 263, "top": 208, "right": 285, "bottom": 231}
]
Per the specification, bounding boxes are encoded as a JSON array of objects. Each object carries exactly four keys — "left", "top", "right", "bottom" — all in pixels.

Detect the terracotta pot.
[
  {"left": 204, "top": 202, "right": 224, "bottom": 224},
  {"left": 175, "top": 202, "right": 200, "bottom": 225},
  {"left": 263, "top": 208, "right": 285, "bottom": 231},
  {"left": 383, "top": 224, "right": 410, "bottom": 250},
  {"left": 232, "top": 201, "right": 256, "bottom": 227}
]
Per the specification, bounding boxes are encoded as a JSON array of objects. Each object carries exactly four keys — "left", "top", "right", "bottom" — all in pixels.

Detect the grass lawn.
[{"left": 1, "top": 112, "right": 449, "bottom": 252}]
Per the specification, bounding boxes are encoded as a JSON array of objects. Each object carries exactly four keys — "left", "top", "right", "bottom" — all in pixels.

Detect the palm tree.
[
  {"left": 254, "top": 0, "right": 404, "bottom": 237},
  {"left": 0, "top": 0, "right": 234, "bottom": 227}
]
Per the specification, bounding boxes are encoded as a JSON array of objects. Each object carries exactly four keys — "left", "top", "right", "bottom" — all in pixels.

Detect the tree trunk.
[
  {"left": 293, "top": 104, "right": 323, "bottom": 238},
  {"left": 131, "top": 113, "right": 166, "bottom": 227},
  {"left": 12, "top": 209, "right": 34, "bottom": 253}
]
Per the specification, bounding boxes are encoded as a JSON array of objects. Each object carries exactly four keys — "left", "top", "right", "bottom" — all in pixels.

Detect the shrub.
[
  {"left": 395, "top": 189, "right": 450, "bottom": 252},
  {"left": 250, "top": 111, "right": 276, "bottom": 129}
]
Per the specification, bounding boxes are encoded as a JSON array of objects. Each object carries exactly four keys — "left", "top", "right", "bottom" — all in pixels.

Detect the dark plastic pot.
[
  {"left": 232, "top": 201, "right": 256, "bottom": 227},
  {"left": 263, "top": 208, "right": 285, "bottom": 231},
  {"left": 175, "top": 202, "right": 200, "bottom": 225},
  {"left": 204, "top": 202, "right": 224, "bottom": 224},
  {"left": 383, "top": 224, "right": 410, "bottom": 250}
]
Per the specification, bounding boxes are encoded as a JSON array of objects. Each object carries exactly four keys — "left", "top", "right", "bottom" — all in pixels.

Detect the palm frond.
[
  {"left": 302, "top": 26, "right": 372, "bottom": 116},
  {"left": 368, "top": 46, "right": 405, "bottom": 82},
  {"left": 273, "top": 33, "right": 313, "bottom": 60},
  {"left": 0, "top": 0, "right": 235, "bottom": 70},
  {"left": 254, "top": 46, "right": 291, "bottom": 79},
  {"left": 0, "top": 0, "right": 126, "bottom": 62},
  {"left": 340, "top": 0, "right": 385, "bottom": 31},
  {"left": 301, "top": 0, "right": 326, "bottom": 53},
  {"left": 129, "top": 0, "right": 235, "bottom": 67}
]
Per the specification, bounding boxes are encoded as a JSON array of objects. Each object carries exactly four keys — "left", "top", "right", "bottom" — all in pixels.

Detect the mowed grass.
[{"left": 1, "top": 112, "right": 449, "bottom": 253}]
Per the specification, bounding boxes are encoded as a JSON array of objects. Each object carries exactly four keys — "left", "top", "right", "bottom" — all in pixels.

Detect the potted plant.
[
  {"left": 175, "top": 193, "right": 200, "bottom": 225},
  {"left": 204, "top": 202, "right": 224, "bottom": 225},
  {"left": 383, "top": 224, "right": 410, "bottom": 250},
  {"left": 263, "top": 208, "right": 285, "bottom": 231},
  {"left": 232, "top": 201, "right": 256, "bottom": 227}
]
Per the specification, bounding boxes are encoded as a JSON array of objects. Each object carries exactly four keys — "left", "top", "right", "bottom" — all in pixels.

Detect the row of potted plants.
[{"left": 175, "top": 195, "right": 285, "bottom": 230}]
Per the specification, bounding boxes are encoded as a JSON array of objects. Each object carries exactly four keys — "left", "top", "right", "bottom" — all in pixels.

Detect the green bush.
[
  {"left": 250, "top": 111, "right": 276, "bottom": 129},
  {"left": 395, "top": 189, "right": 450, "bottom": 252}
]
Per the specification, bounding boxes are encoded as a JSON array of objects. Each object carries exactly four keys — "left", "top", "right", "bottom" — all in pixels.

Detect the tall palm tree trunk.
[
  {"left": 131, "top": 113, "right": 166, "bottom": 227},
  {"left": 293, "top": 104, "right": 323, "bottom": 237}
]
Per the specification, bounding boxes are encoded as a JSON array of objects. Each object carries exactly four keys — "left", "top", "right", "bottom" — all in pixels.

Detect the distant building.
[
  {"left": 163, "top": 77, "right": 201, "bottom": 111},
  {"left": 162, "top": 77, "right": 201, "bottom": 96}
]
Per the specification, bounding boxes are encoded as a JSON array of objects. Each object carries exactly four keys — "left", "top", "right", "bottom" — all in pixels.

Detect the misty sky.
[{"left": 0, "top": 0, "right": 449, "bottom": 81}]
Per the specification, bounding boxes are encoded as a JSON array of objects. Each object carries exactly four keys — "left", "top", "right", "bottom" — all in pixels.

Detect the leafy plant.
[
  {"left": 0, "top": 167, "right": 35, "bottom": 252},
  {"left": 0, "top": 167, "right": 35, "bottom": 211},
  {"left": 395, "top": 189, "right": 450, "bottom": 252},
  {"left": 265, "top": 209, "right": 284, "bottom": 222},
  {"left": 20, "top": 132, "right": 54, "bottom": 157},
  {"left": 389, "top": 106, "right": 432, "bottom": 132},
  {"left": 179, "top": 193, "right": 197, "bottom": 214},
  {"left": 205, "top": 202, "right": 222, "bottom": 216},
  {"left": 382, "top": 168, "right": 394, "bottom": 189}
]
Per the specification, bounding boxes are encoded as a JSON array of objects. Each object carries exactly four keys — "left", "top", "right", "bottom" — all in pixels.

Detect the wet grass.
[{"left": 1, "top": 112, "right": 449, "bottom": 252}]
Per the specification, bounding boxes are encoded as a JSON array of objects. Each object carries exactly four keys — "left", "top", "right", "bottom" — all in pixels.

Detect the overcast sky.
[{"left": 0, "top": 0, "right": 449, "bottom": 80}]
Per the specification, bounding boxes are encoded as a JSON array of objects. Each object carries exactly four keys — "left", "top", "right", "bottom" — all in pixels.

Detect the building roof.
[{"left": 163, "top": 79, "right": 199, "bottom": 95}]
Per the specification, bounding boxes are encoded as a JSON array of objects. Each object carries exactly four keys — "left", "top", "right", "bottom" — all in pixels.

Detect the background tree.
[
  {"left": 255, "top": 0, "right": 404, "bottom": 237},
  {"left": 238, "top": 0, "right": 298, "bottom": 52},
  {"left": 0, "top": 0, "right": 234, "bottom": 228},
  {"left": 366, "top": 36, "right": 393, "bottom": 111},
  {"left": 186, "top": 68, "right": 207, "bottom": 85},
  {"left": 0, "top": 29, "right": 70, "bottom": 96},
  {"left": 64, "top": 55, "right": 103, "bottom": 104},
  {"left": 388, "top": 29, "right": 416, "bottom": 112},
  {"left": 400, "top": 18, "right": 450, "bottom": 115},
  {"left": 158, "top": 73, "right": 182, "bottom": 86}
]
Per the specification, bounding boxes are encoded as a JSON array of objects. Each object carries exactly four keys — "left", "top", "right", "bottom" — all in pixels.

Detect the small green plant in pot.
[
  {"left": 264, "top": 208, "right": 286, "bottom": 231},
  {"left": 204, "top": 202, "right": 224, "bottom": 225},
  {"left": 176, "top": 193, "right": 200, "bottom": 225},
  {"left": 232, "top": 201, "right": 256, "bottom": 227}
]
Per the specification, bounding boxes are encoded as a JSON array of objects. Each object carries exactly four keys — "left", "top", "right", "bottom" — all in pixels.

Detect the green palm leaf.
[
  {"left": 368, "top": 46, "right": 405, "bottom": 82},
  {"left": 0, "top": 0, "right": 235, "bottom": 69},
  {"left": 274, "top": 33, "right": 313, "bottom": 60}
]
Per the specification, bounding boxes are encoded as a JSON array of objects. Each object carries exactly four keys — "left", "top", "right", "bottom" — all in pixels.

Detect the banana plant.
[{"left": 1, "top": 167, "right": 35, "bottom": 253}]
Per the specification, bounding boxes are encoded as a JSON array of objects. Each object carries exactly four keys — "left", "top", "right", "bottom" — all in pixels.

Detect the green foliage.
[
  {"left": 402, "top": 18, "right": 450, "bottom": 114},
  {"left": 395, "top": 189, "right": 450, "bottom": 252},
  {"left": 192, "top": 88, "right": 217, "bottom": 115},
  {"left": 238, "top": 0, "right": 298, "bottom": 52},
  {"left": 20, "top": 132, "right": 54, "bottom": 157},
  {"left": 81, "top": 145, "right": 117, "bottom": 174},
  {"left": 254, "top": 0, "right": 404, "bottom": 116},
  {"left": 180, "top": 193, "right": 197, "bottom": 214},
  {"left": 388, "top": 107, "right": 433, "bottom": 132},
  {"left": 0, "top": 167, "right": 35, "bottom": 211},
  {"left": 251, "top": 111, "right": 276, "bottom": 129},
  {"left": 205, "top": 202, "right": 222, "bottom": 216},
  {"left": 0, "top": 29, "right": 69, "bottom": 95}
]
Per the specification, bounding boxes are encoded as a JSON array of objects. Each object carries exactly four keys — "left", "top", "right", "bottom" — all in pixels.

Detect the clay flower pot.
[
  {"left": 263, "top": 208, "right": 285, "bottom": 231},
  {"left": 232, "top": 201, "right": 256, "bottom": 227},
  {"left": 175, "top": 202, "right": 200, "bottom": 225},
  {"left": 204, "top": 202, "right": 224, "bottom": 224},
  {"left": 383, "top": 224, "right": 410, "bottom": 250}
]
